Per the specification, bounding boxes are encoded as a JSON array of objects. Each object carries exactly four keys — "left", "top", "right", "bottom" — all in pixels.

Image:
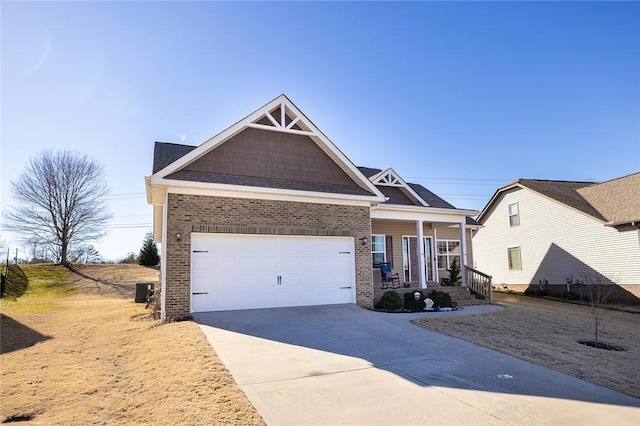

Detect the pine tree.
[
  {"left": 137, "top": 232, "right": 160, "bottom": 266},
  {"left": 440, "top": 257, "right": 461, "bottom": 286}
]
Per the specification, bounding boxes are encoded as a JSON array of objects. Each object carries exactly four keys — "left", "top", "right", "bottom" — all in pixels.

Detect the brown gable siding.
[
  {"left": 378, "top": 186, "right": 421, "bottom": 206},
  {"left": 183, "top": 127, "right": 361, "bottom": 189}
]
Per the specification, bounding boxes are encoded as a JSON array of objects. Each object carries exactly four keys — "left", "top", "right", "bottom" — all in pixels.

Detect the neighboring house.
[
  {"left": 145, "top": 95, "right": 482, "bottom": 319},
  {"left": 473, "top": 173, "right": 640, "bottom": 302}
]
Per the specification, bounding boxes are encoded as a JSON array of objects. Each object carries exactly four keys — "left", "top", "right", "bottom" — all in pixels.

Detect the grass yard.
[
  {"left": 3, "top": 264, "right": 638, "bottom": 424},
  {"left": 413, "top": 292, "right": 640, "bottom": 399},
  {"left": 0, "top": 264, "right": 264, "bottom": 425}
]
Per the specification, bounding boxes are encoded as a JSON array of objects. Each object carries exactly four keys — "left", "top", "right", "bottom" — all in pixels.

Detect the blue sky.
[{"left": 2, "top": 1, "right": 639, "bottom": 261}]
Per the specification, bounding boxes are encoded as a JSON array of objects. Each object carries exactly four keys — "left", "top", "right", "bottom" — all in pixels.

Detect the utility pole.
[{"left": 15, "top": 248, "right": 18, "bottom": 264}]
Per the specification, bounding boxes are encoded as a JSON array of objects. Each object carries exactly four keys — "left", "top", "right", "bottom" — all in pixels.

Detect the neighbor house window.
[
  {"left": 508, "top": 203, "right": 520, "bottom": 226},
  {"left": 507, "top": 246, "right": 522, "bottom": 270},
  {"left": 437, "top": 240, "right": 460, "bottom": 269},
  {"left": 371, "top": 235, "right": 386, "bottom": 268}
]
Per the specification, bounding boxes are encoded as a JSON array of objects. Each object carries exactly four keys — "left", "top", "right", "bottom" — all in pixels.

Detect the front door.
[{"left": 402, "top": 236, "right": 434, "bottom": 282}]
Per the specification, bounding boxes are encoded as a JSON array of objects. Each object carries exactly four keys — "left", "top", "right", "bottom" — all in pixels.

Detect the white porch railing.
[{"left": 465, "top": 265, "right": 493, "bottom": 304}]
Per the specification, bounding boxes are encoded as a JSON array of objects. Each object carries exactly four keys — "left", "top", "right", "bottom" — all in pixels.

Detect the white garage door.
[{"left": 191, "top": 233, "right": 356, "bottom": 312}]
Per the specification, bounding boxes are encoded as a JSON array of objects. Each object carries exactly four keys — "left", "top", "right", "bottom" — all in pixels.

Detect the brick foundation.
[{"left": 496, "top": 283, "right": 640, "bottom": 305}]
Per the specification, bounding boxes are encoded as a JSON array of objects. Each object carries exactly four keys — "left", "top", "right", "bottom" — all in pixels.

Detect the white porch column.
[
  {"left": 459, "top": 221, "right": 467, "bottom": 287},
  {"left": 417, "top": 220, "right": 426, "bottom": 289},
  {"left": 433, "top": 228, "right": 439, "bottom": 283}
]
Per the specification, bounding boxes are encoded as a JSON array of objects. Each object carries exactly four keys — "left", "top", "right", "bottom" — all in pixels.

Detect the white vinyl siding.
[{"left": 473, "top": 187, "right": 640, "bottom": 287}]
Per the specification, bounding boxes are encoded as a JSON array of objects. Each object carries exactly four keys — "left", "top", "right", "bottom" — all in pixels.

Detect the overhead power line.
[
  {"left": 405, "top": 176, "right": 511, "bottom": 183},
  {"left": 104, "top": 223, "right": 152, "bottom": 229}
]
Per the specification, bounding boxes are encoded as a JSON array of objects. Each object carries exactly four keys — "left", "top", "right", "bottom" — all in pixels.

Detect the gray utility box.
[{"left": 135, "top": 282, "right": 154, "bottom": 303}]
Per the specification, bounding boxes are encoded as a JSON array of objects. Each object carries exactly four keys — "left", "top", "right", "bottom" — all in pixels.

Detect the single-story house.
[
  {"left": 145, "top": 95, "right": 486, "bottom": 319},
  {"left": 472, "top": 173, "right": 640, "bottom": 302}
]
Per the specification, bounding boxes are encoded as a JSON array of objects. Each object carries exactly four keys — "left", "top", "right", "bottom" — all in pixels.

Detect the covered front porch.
[{"left": 370, "top": 206, "right": 493, "bottom": 305}]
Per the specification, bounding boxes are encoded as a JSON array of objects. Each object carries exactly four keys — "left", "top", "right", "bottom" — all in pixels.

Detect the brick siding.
[{"left": 164, "top": 193, "right": 373, "bottom": 318}]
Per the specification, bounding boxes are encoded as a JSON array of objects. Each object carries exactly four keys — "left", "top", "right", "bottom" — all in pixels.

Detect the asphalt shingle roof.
[
  {"left": 165, "top": 169, "right": 374, "bottom": 196},
  {"left": 577, "top": 172, "right": 640, "bottom": 224},
  {"left": 358, "top": 166, "right": 459, "bottom": 209},
  {"left": 152, "top": 142, "right": 197, "bottom": 174},
  {"left": 516, "top": 179, "right": 606, "bottom": 221}
]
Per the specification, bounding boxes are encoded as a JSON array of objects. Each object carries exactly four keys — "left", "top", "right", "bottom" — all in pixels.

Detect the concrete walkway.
[{"left": 195, "top": 304, "right": 640, "bottom": 425}]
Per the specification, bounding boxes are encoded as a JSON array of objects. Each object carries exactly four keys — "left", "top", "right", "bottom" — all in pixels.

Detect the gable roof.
[
  {"left": 357, "top": 166, "right": 480, "bottom": 225},
  {"left": 359, "top": 166, "right": 454, "bottom": 208},
  {"left": 478, "top": 174, "right": 640, "bottom": 226},
  {"left": 368, "top": 168, "right": 428, "bottom": 207},
  {"left": 577, "top": 172, "right": 640, "bottom": 226},
  {"left": 149, "top": 95, "right": 384, "bottom": 201}
]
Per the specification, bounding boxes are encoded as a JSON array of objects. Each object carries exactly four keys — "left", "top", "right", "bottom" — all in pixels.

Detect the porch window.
[
  {"left": 508, "top": 203, "right": 520, "bottom": 227},
  {"left": 371, "top": 235, "right": 386, "bottom": 268},
  {"left": 437, "top": 240, "right": 460, "bottom": 269},
  {"left": 508, "top": 246, "right": 522, "bottom": 270}
]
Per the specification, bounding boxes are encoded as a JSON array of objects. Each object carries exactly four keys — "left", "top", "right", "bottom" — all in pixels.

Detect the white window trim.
[
  {"left": 371, "top": 234, "right": 386, "bottom": 268},
  {"left": 507, "top": 245, "right": 522, "bottom": 270},
  {"left": 508, "top": 202, "right": 520, "bottom": 227},
  {"left": 436, "top": 239, "right": 461, "bottom": 270}
]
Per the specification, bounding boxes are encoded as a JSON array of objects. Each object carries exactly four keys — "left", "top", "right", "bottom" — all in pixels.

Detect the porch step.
[{"left": 427, "top": 285, "right": 489, "bottom": 306}]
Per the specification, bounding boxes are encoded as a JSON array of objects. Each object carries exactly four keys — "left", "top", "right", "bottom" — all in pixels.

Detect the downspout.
[{"left": 160, "top": 192, "right": 168, "bottom": 320}]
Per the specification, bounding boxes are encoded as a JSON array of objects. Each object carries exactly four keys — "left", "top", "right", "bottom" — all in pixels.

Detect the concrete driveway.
[{"left": 195, "top": 304, "right": 640, "bottom": 425}]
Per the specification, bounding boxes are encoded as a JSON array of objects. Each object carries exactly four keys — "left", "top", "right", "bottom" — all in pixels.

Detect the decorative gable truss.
[
  {"left": 249, "top": 102, "right": 313, "bottom": 135},
  {"left": 371, "top": 168, "right": 429, "bottom": 207}
]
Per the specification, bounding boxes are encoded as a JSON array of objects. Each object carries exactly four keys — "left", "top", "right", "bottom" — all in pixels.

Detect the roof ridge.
[
  {"left": 518, "top": 178, "right": 598, "bottom": 185},
  {"left": 593, "top": 171, "right": 640, "bottom": 185},
  {"left": 155, "top": 141, "right": 197, "bottom": 148}
]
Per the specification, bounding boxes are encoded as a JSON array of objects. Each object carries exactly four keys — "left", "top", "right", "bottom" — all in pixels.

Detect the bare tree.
[
  {"left": 3, "top": 150, "right": 111, "bottom": 267},
  {"left": 580, "top": 270, "right": 618, "bottom": 347}
]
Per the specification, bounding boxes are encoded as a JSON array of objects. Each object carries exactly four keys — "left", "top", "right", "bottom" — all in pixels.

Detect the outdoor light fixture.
[
  {"left": 359, "top": 236, "right": 368, "bottom": 246},
  {"left": 175, "top": 232, "right": 182, "bottom": 243}
]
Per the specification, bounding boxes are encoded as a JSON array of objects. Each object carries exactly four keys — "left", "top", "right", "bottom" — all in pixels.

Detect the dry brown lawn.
[
  {"left": 0, "top": 264, "right": 264, "bottom": 425},
  {"left": 414, "top": 292, "right": 640, "bottom": 399}
]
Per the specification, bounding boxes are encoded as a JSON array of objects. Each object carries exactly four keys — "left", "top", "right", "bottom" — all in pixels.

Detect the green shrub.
[
  {"left": 403, "top": 290, "right": 426, "bottom": 312},
  {"left": 427, "top": 290, "right": 452, "bottom": 308},
  {"left": 376, "top": 291, "right": 403, "bottom": 311},
  {"left": 3, "top": 264, "right": 28, "bottom": 298}
]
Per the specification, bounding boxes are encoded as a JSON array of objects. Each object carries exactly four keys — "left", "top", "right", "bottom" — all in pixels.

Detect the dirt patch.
[
  {"left": 413, "top": 292, "right": 640, "bottom": 398},
  {"left": 0, "top": 264, "right": 264, "bottom": 425}
]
